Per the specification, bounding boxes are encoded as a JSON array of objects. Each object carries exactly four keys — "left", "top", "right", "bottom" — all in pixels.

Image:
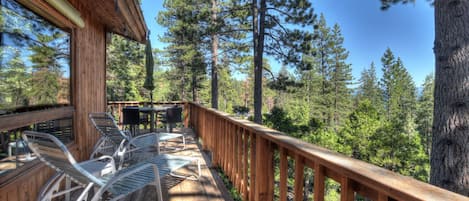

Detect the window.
[
  {"left": 0, "top": 0, "right": 71, "bottom": 115},
  {"left": 0, "top": 0, "right": 73, "bottom": 176}
]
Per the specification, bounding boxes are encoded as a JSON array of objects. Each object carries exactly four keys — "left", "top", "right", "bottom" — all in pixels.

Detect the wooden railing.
[
  {"left": 186, "top": 102, "right": 468, "bottom": 201},
  {"left": 106, "top": 101, "right": 468, "bottom": 201}
]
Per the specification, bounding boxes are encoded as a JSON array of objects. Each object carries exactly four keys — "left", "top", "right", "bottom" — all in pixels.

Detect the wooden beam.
[{"left": 0, "top": 107, "right": 74, "bottom": 131}]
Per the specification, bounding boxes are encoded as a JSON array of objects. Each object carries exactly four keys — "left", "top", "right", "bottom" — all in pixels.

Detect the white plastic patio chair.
[{"left": 23, "top": 131, "right": 164, "bottom": 201}]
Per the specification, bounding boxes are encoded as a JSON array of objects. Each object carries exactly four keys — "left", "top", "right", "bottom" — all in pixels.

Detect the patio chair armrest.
[
  {"left": 81, "top": 155, "right": 116, "bottom": 166},
  {"left": 133, "top": 132, "right": 158, "bottom": 140}
]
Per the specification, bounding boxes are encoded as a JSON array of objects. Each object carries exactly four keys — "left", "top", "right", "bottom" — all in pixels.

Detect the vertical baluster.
[
  {"left": 229, "top": 123, "right": 234, "bottom": 180},
  {"left": 231, "top": 123, "right": 236, "bottom": 182},
  {"left": 242, "top": 128, "right": 249, "bottom": 200},
  {"left": 208, "top": 114, "right": 212, "bottom": 150},
  {"left": 249, "top": 132, "right": 256, "bottom": 201},
  {"left": 314, "top": 163, "right": 325, "bottom": 201},
  {"left": 254, "top": 135, "right": 274, "bottom": 201},
  {"left": 213, "top": 117, "right": 219, "bottom": 166},
  {"left": 223, "top": 120, "right": 228, "bottom": 173},
  {"left": 294, "top": 155, "right": 305, "bottom": 201},
  {"left": 236, "top": 126, "right": 242, "bottom": 191},
  {"left": 341, "top": 178, "right": 354, "bottom": 201},
  {"left": 279, "top": 147, "right": 288, "bottom": 201},
  {"left": 378, "top": 193, "right": 388, "bottom": 201},
  {"left": 233, "top": 125, "right": 239, "bottom": 188}
]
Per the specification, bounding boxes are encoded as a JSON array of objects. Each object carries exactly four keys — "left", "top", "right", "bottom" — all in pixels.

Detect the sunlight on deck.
[{"left": 136, "top": 128, "right": 232, "bottom": 201}]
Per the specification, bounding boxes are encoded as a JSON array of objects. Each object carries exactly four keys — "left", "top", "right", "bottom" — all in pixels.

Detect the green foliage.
[
  {"left": 106, "top": 34, "right": 145, "bottom": 101},
  {"left": 215, "top": 167, "right": 242, "bottom": 201},
  {"left": 416, "top": 74, "right": 434, "bottom": 155},
  {"left": 297, "top": 14, "right": 353, "bottom": 128},
  {"left": 339, "top": 100, "right": 382, "bottom": 160},
  {"left": 103, "top": 0, "right": 436, "bottom": 190},
  {"left": 158, "top": 0, "right": 208, "bottom": 102},
  {"left": 1, "top": 51, "right": 30, "bottom": 107},
  {"left": 380, "top": 48, "right": 417, "bottom": 123},
  {"left": 264, "top": 106, "right": 299, "bottom": 134},
  {"left": 357, "top": 62, "right": 383, "bottom": 111}
]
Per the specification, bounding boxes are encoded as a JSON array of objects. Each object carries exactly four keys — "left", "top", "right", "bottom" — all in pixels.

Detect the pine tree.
[
  {"left": 339, "top": 100, "right": 382, "bottom": 161},
  {"left": 416, "top": 74, "right": 434, "bottom": 156},
  {"left": 209, "top": 0, "right": 250, "bottom": 109},
  {"left": 252, "top": 0, "right": 316, "bottom": 124},
  {"left": 267, "top": 66, "right": 297, "bottom": 107},
  {"left": 106, "top": 35, "right": 145, "bottom": 101},
  {"left": 158, "top": 0, "right": 208, "bottom": 102},
  {"left": 379, "top": 2, "right": 469, "bottom": 192},
  {"left": 329, "top": 23, "right": 352, "bottom": 127},
  {"left": 380, "top": 48, "right": 416, "bottom": 125},
  {"left": 357, "top": 62, "right": 383, "bottom": 111},
  {"left": 310, "top": 14, "right": 333, "bottom": 126},
  {"left": 2, "top": 51, "right": 30, "bottom": 107}
]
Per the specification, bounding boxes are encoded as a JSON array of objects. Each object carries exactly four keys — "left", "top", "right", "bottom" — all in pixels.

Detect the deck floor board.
[{"left": 148, "top": 128, "right": 232, "bottom": 201}]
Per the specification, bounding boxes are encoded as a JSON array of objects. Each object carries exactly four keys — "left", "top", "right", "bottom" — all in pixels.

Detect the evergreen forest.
[{"left": 106, "top": 2, "right": 436, "bottom": 197}]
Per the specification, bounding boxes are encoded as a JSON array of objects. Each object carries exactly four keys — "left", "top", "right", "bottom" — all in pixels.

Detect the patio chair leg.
[
  {"left": 65, "top": 177, "right": 71, "bottom": 201},
  {"left": 152, "top": 165, "right": 164, "bottom": 201},
  {"left": 37, "top": 172, "right": 65, "bottom": 201},
  {"left": 78, "top": 183, "right": 94, "bottom": 201},
  {"left": 182, "top": 135, "right": 186, "bottom": 150},
  {"left": 169, "top": 159, "right": 201, "bottom": 181}
]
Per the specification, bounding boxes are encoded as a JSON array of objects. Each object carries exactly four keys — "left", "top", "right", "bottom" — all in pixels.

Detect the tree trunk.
[
  {"left": 430, "top": 0, "right": 469, "bottom": 195},
  {"left": 252, "top": 0, "right": 263, "bottom": 124},
  {"left": 211, "top": 0, "right": 219, "bottom": 109},
  {"left": 181, "top": 65, "right": 186, "bottom": 100}
]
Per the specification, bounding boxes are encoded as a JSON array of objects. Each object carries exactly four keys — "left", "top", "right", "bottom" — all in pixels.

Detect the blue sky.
[{"left": 141, "top": 0, "right": 434, "bottom": 86}]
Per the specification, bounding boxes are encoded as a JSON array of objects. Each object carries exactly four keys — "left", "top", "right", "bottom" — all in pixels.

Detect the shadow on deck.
[{"left": 131, "top": 127, "right": 233, "bottom": 201}]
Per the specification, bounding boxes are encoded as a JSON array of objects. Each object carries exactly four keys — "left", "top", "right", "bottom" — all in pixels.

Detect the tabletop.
[{"left": 138, "top": 106, "right": 170, "bottom": 112}]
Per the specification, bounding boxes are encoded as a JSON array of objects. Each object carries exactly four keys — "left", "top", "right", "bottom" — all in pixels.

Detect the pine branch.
[
  {"left": 266, "top": 7, "right": 294, "bottom": 19},
  {"left": 266, "top": 14, "right": 288, "bottom": 35}
]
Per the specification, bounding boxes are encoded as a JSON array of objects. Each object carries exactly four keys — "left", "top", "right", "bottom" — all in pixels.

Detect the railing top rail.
[
  {"left": 107, "top": 101, "right": 186, "bottom": 104},
  {"left": 185, "top": 101, "right": 468, "bottom": 201}
]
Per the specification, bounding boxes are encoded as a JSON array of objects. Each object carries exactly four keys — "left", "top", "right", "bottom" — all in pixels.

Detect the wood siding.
[
  {"left": 0, "top": 0, "right": 106, "bottom": 199},
  {"left": 70, "top": 0, "right": 107, "bottom": 161}
]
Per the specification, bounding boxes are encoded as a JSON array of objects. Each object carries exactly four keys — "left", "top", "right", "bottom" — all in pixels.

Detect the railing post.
[
  {"left": 183, "top": 102, "right": 189, "bottom": 128},
  {"left": 254, "top": 135, "right": 274, "bottom": 201}
]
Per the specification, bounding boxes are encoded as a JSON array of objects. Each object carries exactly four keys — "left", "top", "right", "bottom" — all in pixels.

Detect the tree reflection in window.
[{"left": 0, "top": 0, "right": 71, "bottom": 115}]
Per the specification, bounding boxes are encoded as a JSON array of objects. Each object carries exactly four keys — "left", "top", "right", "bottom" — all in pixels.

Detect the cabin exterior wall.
[{"left": 0, "top": 0, "right": 106, "bottom": 199}]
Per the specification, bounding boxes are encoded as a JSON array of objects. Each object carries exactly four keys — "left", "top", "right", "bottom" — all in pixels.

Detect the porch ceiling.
[{"left": 81, "top": 0, "right": 148, "bottom": 43}]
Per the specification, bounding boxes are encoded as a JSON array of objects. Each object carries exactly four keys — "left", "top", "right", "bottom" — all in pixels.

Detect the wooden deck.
[{"left": 136, "top": 127, "right": 233, "bottom": 201}]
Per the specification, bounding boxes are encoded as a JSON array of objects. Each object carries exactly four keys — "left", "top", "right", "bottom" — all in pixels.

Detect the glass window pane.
[{"left": 0, "top": 0, "right": 71, "bottom": 115}]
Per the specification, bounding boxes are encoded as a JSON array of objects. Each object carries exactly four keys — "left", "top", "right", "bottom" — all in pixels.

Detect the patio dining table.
[{"left": 138, "top": 106, "right": 170, "bottom": 132}]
